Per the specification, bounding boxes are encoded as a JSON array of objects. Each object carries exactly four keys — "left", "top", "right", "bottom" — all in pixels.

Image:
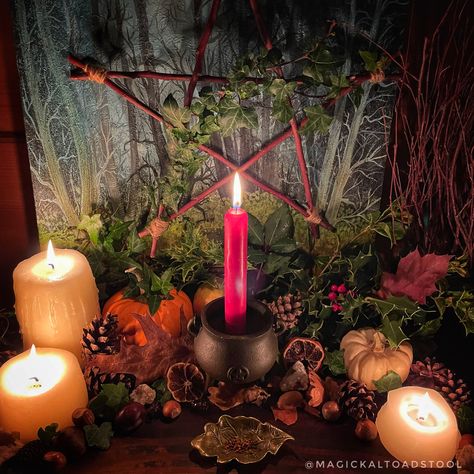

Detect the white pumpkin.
[{"left": 340, "top": 328, "right": 413, "bottom": 390}]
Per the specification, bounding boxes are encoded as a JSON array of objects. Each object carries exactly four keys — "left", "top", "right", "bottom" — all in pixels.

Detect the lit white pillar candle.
[
  {"left": 13, "top": 241, "right": 99, "bottom": 361},
  {"left": 376, "top": 387, "right": 460, "bottom": 466},
  {"left": 0, "top": 346, "right": 88, "bottom": 442}
]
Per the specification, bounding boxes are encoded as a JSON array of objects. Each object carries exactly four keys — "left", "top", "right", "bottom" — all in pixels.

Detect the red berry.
[
  {"left": 330, "top": 284, "right": 339, "bottom": 292},
  {"left": 331, "top": 303, "right": 340, "bottom": 312},
  {"left": 337, "top": 284, "right": 347, "bottom": 294},
  {"left": 328, "top": 292, "right": 338, "bottom": 301}
]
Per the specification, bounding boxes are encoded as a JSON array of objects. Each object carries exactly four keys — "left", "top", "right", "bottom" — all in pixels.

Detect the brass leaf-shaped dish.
[{"left": 191, "top": 415, "right": 294, "bottom": 464}]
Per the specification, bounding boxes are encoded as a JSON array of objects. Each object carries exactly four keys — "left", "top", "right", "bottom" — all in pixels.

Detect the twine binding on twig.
[
  {"left": 369, "top": 69, "right": 385, "bottom": 83},
  {"left": 83, "top": 64, "right": 107, "bottom": 83},
  {"left": 147, "top": 217, "right": 169, "bottom": 239},
  {"left": 305, "top": 208, "right": 323, "bottom": 225}
]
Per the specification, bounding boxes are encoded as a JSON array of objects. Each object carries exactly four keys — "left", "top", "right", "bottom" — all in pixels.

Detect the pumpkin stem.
[{"left": 372, "top": 331, "right": 386, "bottom": 352}]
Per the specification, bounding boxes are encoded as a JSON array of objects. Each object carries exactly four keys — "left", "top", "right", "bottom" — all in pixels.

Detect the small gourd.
[{"left": 340, "top": 328, "right": 413, "bottom": 390}]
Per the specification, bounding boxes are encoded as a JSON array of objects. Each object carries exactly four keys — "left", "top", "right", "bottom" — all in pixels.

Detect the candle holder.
[{"left": 188, "top": 297, "right": 282, "bottom": 384}]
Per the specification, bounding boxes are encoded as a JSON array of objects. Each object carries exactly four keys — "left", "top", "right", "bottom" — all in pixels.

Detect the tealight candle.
[
  {"left": 376, "top": 387, "right": 460, "bottom": 466},
  {"left": 0, "top": 346, "right": 88, "bottom": 441},
  {"left": 13, "top": 241, "right": 99, "bottom": 361}
]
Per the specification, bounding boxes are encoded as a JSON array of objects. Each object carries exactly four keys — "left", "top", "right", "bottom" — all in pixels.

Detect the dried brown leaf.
[
  {"left": 271, "top": 407, "right": 298, "bottom": 426},
  {"left": 84, "top": 313, "right": 194, "bottom": 385}
]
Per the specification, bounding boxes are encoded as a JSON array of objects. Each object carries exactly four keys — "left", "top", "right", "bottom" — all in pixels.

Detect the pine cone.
[
  {"left": 409, "top": 357, "right": 471, "bottom": 412},
  {"left": 266, "top": 292, "right": 303, "bottom": 330},
  {"left": 2, "top": 440, "right": 49, "bottom": 473},
  {"left": 82, "top": 313, "right": 119, "bottom": 359},
  {"left": 85, "top": 367, "right": 136, "bottom": 397},
  {"left": 338, "top": 380, "right": 378, "bottom": 421}
]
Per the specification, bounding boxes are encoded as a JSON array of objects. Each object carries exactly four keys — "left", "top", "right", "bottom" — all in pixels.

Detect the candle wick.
[
  {"left": 29, "top": 377, "right": 39, "bottom": 382},
  {"left": 48, "top": 263, "right": 55, "bottom": 270}
]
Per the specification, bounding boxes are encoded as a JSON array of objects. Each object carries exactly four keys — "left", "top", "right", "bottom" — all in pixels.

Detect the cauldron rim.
[{"left": 201, "top": 297, "right": 272, "bottom": 340}]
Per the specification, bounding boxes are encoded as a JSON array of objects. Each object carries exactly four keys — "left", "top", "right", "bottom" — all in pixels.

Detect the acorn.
[
  {"left": 355, "top": 419, "right": 378, "bottom": 441},
  {"left": 54, "top": 426, "right": 87, "bottom": 460},
  {"left": 162, "top": 400, "right": 181, "bottom": 420},
  {"left": 44, "top": 451, "right": 67, "bottom": 471},
  {"left": 114, "top": 402, "right": 146, "bottom": 434},
  {"left": 72, "top": 407, "right": 95, "bottom": 427},
  {"left": 321, "top": 401, "right": 342, "bottom": 422}
]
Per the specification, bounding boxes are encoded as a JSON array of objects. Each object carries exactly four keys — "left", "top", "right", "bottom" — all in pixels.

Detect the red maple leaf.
[{"left": 378, "top": 249, "right": 452, "bottom": 304}]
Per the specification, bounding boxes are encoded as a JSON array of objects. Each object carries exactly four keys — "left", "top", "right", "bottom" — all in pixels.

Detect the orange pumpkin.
[
  {"left": 103, "top": 288, "right": 193, "bottom": 345},
  {"left": 192, "top": 283, "right": 224, "bottom": 315}
]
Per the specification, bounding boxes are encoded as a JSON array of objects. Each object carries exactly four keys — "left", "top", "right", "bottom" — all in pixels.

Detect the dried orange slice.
[
  {"left": 282, "top": 337, "right": 325, "bottom": 372},
  {"left": 167, "top": 362, "right": 205, "bottom": 402}
]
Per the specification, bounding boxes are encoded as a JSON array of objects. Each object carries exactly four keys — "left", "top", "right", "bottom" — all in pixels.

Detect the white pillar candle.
[
  {"left": 376, "top": 386, "right": 460, "bottom": 466},
  {"left": 0, "top": 346, "right": 88, "bottom": 442},
  {"left": 13, "top": 241, "right": 99, "bottom": 361}
]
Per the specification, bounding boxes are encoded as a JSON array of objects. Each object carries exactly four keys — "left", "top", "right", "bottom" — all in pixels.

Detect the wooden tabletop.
[{"left": 63, "top": 404, "right": 454, "bottom": 474}]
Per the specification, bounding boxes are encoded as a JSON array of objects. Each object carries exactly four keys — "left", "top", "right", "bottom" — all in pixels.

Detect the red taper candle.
[{"left": 224, "top": 173, "right": 248, "bottom": 334}]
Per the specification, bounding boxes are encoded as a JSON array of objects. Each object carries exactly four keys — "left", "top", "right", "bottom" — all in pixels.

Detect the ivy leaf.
[
  {"left": 84, "top": 422, "right": 114, "bottom": 450},
  {"left": 89, "top": 383, "right": 130, "bottom": 420},
  {"left": 373, "top": 371, "right": 402, "bottom": 393},
  {"left": 37, "top": 423, "right": 58, "bottom": 447},
  {"left": 380, "top": 314, "right": 408, "bottom": 348},
  {"left": 271, "top": 237, "right": 297, "bottom": 254},
  {"left": 218, "top": 97, "right": 258, "bottom": 136},
  {"left": 247, "top": 212, "right": 265, "bottom": 246},
  {"left": 378, "top": 249, "right": 452, "bottom": 304},
  {"left": 77, "top": 214, "right": 103, "bottom": 246},
  {"left": 456, "top": 405, "right": 474, "bottom": 434},
  {"left": 151, "top": 378, "right": 173, "bottom": 405},
  {"left": 264, "top": 205, "right": 294, "bottom": 247},
  {"left": 269, "top": 79, "right": 297, "bottom": 123},
  {"left": 127, "top": 229, "right": 147, "bottom": 254},
  {"left": 374, "top": 222, "right": 395, "bottom": 247},
  {"left": 248, "top": 247, "right": 268, "bottom": 266},
  {"left": 323, "top": 350, "right": 346, "bottom": 376},
  {"left": 301, "top": 105, "right": 332, "bottom": 135},
  {"left": 263, "top": 254, "right": 291, "bottom": 275},
  {"left": 359, "top": 50, "right": 378, "bottom": 73},
  {"left": 162, "top": 94, "right": 191, "bottom": 129}
]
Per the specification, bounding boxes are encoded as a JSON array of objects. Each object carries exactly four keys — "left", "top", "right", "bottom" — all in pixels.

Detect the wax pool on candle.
[
  {"left": 0, "top": 346, "right": 88, "bottom": 442},
  {"left": 376, "top": 387, "right": 460, "bottom": 466},
  {"left": 224, "top": 174, "right": 248, "bottom": 334},
  {"left": 13, "top": 241, "right": 99, "bottom": 361}
]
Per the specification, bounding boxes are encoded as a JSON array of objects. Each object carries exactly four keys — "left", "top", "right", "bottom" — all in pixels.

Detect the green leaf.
[
  {"left": 84, "top": 422, "right": 114, "bottom": 450},
  {"left": 264, "top": 205, "right": 294, "bottom": 247},
  {"left": 359, "top": 50, "right": 378, "bottom": 73},
  {"left": 248, "top": 247, "right": 268, "bottom": 266},
  {"left": 247, "top": 212, "right": 265, "bottom": 246},
  {"left": 380, "top": 314, "right": 408, "bottom": 348},
  {"left": 263, "top": 254, "right": 291, "bottom": 275},
  {"left": 323, "top": 350, "right": 346, "bottom": 376},
  {"left": 411, "top": 316, "right": 443, "bottom": 338},
  {"left": 77, "top": 214, "right": 103, "bottom": 246},
  {"left": 271, "top": 237, "right": 297, "bottom": 254},
  {"left": 126, "top": 229, "right": 147, "bottom": 254},
  {"left": 366, "top": 296, "right": 424, "bottom": 319},
  {"left": 268, "top": 79, "right": 297, "bottom": 122},
  {"left": 456, "top": 405, "right": 474, "bottom": 434},
  {"left": 374, "top": 222, "right": 394, "bottom": 247},
  {"left": 218, "top": 97, "right": 258, "bottom": 136},
  {"left": 151, "top": 378, "right": 173, "bottom": 405},
  {"left": 162, "top": 94, "right": 191, "bottom": 129},
  {"left": 37, "top": 423, "right": 58, "bottom": 447},
  {"left": 373, "top": 370, "right": 402, "bottom": 393},
  {"left": 301, "top": 105, "right": 332, "bottom": 135},
  {"left": 147, "top": 293, "right": 162, "bottom": 315},
  {"left": 101, "top": 383, "right": 130, "bottom": 410}
]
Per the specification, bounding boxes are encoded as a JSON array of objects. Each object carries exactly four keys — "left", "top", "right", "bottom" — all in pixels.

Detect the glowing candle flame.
[
  {"left": 46, "top": 240, "right": 56, "bottom": 270},
  {"left": 417, "top": 392, "right": 432, "bottom": 422},
  {"left": 232, "top": 173, "right": 242, "bottom": 208},
  {"left": 28, "top": 344, "right": 37, "bottom": 361}
]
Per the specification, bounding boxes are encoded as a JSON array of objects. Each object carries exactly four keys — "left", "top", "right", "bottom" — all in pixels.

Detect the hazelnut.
[
  {"left": 321, "top": 401, "right": 342, "bottom": 422},
  {"left": 44, "top": 451, "right": 67, "bottom": 471},
  {"left": 355, "top": 419, "right": 378, "bottom": 441},
  {"left": 162, "top": 400, "right": 182, "bottom": 419},
  {"left": 72, "top": 407, "right": 95, "bottom": 427}
]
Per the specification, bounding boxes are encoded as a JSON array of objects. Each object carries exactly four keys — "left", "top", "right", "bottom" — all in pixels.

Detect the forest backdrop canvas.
[{"left": 11, "top": 0, "right": 407, "bottom": 251}]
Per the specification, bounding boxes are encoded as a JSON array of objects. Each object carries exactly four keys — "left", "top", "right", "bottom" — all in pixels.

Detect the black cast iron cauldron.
[{"left": 188, "top": 297, "right": 281, "bottom": 384}]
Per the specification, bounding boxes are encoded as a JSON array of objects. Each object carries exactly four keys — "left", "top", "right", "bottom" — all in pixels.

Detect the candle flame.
[
  {"left": 46, "top": 240, "right": 56, "bottom": 270},
  {"left": 27, "top": 344, "right": 37, "bottom": 361},
  {"left": 416, "top": 392, "right": 432, "bottom": 421},
  {"left": 232, "top": 173, "right": 241, "bottom": 208}
]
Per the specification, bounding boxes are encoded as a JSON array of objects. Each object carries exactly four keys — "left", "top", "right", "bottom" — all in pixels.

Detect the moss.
[{"left": 38, "top": 225, "right": 78, "bottom": 249}]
